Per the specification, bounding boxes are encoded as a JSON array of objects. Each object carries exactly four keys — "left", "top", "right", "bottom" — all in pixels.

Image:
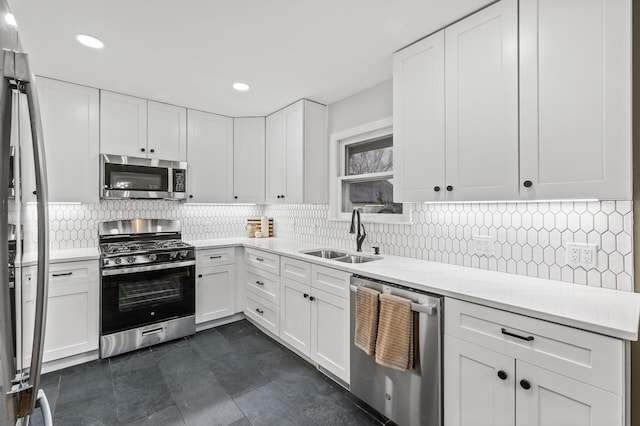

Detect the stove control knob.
[
  {"left": 127, "top": 256, "right": 136, "bottom": 263},
  {"left": 148, "top": 254, "right": 157, "bottom": 262},
  {"left": 114, "top": 258, "right": 122, "bottom": 265},
  {"left": 180, "top": 250, "right": 188, "bottom": 258},
  {"left": 104, "top": 259, "right": 110, "bottom": 266},
  {"left": 169, "top": 252, "right": 178, "bottom": 260}
]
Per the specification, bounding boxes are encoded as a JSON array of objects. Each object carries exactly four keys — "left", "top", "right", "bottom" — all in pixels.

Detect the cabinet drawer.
[
  {"left": 245, "top": 248, "right": 280, "bottom": 274},
  {"left": 311, "top": 264, "right": 350, "bottom": 298},
  {"left": 23, "top": 260, "right": 98, "bottom": 301},
  {"left": 245, "top": 293, "right": 279, "bottom": 336},
  {"left": 197, "top": 247, "right": 235, "bottom": 267},
  {"left": 280, "top": 256, "right": 311, "bottom": 284},
  {"left": 445, "top": 298, "right": 624, "bottom": 394},
  {"left": 246, "top": 267, "right": 279, "bottom": 305}
]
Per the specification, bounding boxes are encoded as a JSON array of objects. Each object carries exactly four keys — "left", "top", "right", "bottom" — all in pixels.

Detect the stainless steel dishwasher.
[{"left": 350, "top": 275, "right": 442, "bottom": 426}]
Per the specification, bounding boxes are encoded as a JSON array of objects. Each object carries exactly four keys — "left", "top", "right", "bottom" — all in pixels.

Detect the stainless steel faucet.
[{"left": 349, "top": 208, "right": 366, "bottom": 252}]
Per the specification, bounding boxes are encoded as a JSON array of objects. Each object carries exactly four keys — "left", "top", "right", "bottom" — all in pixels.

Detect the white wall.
[{"left": 328, "top": 79, "right": 392, "bottom": 134}]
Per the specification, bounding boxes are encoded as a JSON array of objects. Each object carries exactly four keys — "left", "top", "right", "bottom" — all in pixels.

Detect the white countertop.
[
  {"left": 21, "top": 247, "right": 100, "bottom": 267},
  {"left": 188, "top": 237, "right": 640, "bottom": 341}
]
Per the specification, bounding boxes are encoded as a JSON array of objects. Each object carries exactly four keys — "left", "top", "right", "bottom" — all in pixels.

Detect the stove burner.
[
  {"left": 105, "top": 242, "right": 141, "bottom": 254},
  {"left": 154, "top": 240, "right": 190, "bottom": 249}
]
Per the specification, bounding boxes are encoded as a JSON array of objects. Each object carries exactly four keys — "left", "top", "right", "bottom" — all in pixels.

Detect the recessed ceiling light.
[
  {"left": 4, "top": 13, "right": 16, "bottom": 27},
  {"left": 75, "top": 33, "right": 104, "bottom": 49},
  {"left": 232, "top": 82, "right": 250, "bottom": 92}
]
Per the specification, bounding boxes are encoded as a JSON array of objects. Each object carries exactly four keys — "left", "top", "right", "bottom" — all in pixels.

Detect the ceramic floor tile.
[
  {"left": 234, "top": 383, "right": 315, "bottom": 426},
  {"left": 113, "top": 365, "right": 174, "bottom": 423}
]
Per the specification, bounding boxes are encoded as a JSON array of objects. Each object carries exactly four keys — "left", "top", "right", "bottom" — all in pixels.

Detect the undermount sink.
[
  {"left": 301, "top": 249, "right": 348, "bottom": 259},
  {"left": 301, "top": 249, "right": 381, "bottom": 264}
]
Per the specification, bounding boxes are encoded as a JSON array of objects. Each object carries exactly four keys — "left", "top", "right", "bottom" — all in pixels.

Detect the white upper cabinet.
[
  {"left": 519, "top": 0, "right": 631, "bottom": 200},
  {"left": 38, "top": 77, "right": 99, "bottom": 203},
  {"left": 233, "top": 117, "right": 265, "bottom": 203},
  {"left": 147, "top": 101, "right": 187, "bottom": 162},
  {"left": 266, "top": 99, "right": 328, "bottom": 204},
  {"left": 444, "top": 0, "right": 519, "bottom": 201},
  {"left": 100, "top": 91, "right": 147, "bottom": 157},
  {"left": 100, "top": 91, "right": 187, "bottom": 162},
  {"left": 393, "top": 30, "right": 445, "bottom": 202},
  {"left": 186, "top": 110, "right": 234, "bottom": 202}
]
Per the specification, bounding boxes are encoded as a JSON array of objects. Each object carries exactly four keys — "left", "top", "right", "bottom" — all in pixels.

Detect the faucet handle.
[{"left": 372, "top": 246, "right": 380, "bottom": 255}]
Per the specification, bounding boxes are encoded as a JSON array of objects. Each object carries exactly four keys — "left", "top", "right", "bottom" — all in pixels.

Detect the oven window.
[
  {"left": 101, "top": 266, "right": 195, "bottom": 334},
  {"left": 105, "top": 163, "right": 168, "bottom": 191},
  {"left": 118, "top": 276, "right": 183, "bottom": 312}
]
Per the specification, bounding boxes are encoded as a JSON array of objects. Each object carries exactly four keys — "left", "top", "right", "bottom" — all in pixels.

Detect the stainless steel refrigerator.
[{"left": 0, "top": 0, "right": 51, "bottom": 424}]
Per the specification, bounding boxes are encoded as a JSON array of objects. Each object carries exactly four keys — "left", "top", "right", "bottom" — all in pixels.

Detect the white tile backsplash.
[
  {"left": 263, "top": 201, "right": 634, "bottom": 292},
  {"left": 26, "top": 199, "right": 634, "bottom": 292}
]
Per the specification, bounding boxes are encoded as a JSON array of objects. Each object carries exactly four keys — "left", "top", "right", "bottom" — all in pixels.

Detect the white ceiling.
[{"left": 9, "top": 0, "right": 492, "bottom": 117}]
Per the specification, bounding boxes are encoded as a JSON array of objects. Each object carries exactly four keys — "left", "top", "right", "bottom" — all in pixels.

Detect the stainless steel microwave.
[{"left": 100, "top": 154, "right": 187, "bottom": 200}]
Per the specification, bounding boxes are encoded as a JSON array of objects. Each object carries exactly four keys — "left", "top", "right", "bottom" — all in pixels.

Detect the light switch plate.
[
  {"left": 472, "top": 235, "right": 496, "bottom": 257},
  {"left": 565, "top": 242, "right": 598, "bottom": 269}
]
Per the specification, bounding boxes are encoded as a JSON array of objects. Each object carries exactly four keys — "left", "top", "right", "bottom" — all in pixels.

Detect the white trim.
[{"left": 329, "top": 117, "right": 412, "bottom": 224}]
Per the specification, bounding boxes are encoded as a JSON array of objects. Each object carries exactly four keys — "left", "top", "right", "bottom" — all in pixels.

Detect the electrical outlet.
[
  {"left": 472, "top": 235, "right": 496, "bottom": 256},
  {"left": 565, "top": 242, "right": 598, "bottom": 269}
]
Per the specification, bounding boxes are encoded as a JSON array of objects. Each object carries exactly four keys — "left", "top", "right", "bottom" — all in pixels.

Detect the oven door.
[{"left": 101, "top": 262, "right": 195, "bottom": 335}]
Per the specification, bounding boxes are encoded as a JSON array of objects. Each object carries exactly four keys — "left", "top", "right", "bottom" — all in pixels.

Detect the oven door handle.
[{"left": 101, "top": 260, "right": 195, "bottom": 276}]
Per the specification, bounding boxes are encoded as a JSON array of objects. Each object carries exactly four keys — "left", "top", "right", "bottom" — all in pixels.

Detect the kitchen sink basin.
[
  {"left": 301, "top": 249, "right": 381, "bottom": 264},
  {"left": 301, "top": 249, "right": 348, "bottom": 259},
  {"left": 333, "top": 255, "right": 378, "bottom": 264}
]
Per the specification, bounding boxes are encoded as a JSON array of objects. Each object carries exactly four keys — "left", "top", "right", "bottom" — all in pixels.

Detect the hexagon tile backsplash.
[
  {"left": 24, "top": 199, "right": 633, "bottom": 291},
  {"left": 263, "top": 201, "right": 634, "bottom": 292}
]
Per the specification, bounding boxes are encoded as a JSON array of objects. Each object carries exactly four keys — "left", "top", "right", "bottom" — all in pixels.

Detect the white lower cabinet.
[
  {"left": 309, "top": 286, "right": 349, "bottom": 382},
  {"left": 20, "top": 260, "right": 99, "bottom": 366},
  {"left": 244, "top": 249, "right": 281, "bottom": 337},
  {"left": 278, "top": 258, "right": 350, "bottom": 383},
  {"left": 195, "top": 248, "right": 236, "bottom": 324},
  {"left": 444, "top": 298, "right": 624, "bottom": 426}
]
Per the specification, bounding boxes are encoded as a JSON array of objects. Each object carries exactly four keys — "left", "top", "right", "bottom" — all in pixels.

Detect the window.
[{"left": 329, "top": 118, "right": 410, "bottom": 223}]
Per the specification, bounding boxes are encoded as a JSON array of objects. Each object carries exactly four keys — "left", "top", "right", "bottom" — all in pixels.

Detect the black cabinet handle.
[
  {"left": 52, "top": 272, "right": 72, "bottom": 277},
  {"left": 281, "top": 195, "right": 285, "bottom": 199},
  {"left": 446, "top": 185, "right": 453, "bottom": 191},
  {"left": 276, "top": 195, "right": 280, "bottom": 199},
  {"left": 520, "top": 379, "right": 531, "bottom": 390},
  {"left": 189, "top": 195, "right": 194, "bottom": 199},
  {"left": 255, "top": 257, "right": 264, "bottom": 262},
  {"left": 140, "top": 148, "right": 146, "bottom": 152},
  {"left": 434, "top": 186, "right": 441, "bottom": 192},
  {"left": 497, "top": 370, "right": 508, "bottom": 380},
  {"left": 150, "top": 149, "right": 155, "bottom": 153},
  {"left": 210, "top": 255, "right": 222, "bottom": 259},
  {"left": 309, "top": 296, "right": 316, "bottom": 301},
  {"left": 303, "top": 293, "right": 309, "bottom": 298},
  {"left": 523, "top": 180, "right": 533, "bottom": 188},
  {"left": 234, "top": 196, "right": 238, "bottom": 199},
  {"left": 198, "top": 274, "right": 202, "bottom": 278},
  {"left": 255, "top": 281, "right": 264, "bottom": 286},
  {"left": 255, "top": 308, "right": 264, "bottom": 314},
  {"left": 501, "top": 328, "right": 534, "bottom": 342},
  {"left": 32, "top": 190, "right": 37, "bottom": 195}
]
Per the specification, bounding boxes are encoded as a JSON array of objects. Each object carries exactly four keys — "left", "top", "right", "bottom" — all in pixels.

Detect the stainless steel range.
[{"left": 98, "top": 219, "right": 195, "bottom": 358}]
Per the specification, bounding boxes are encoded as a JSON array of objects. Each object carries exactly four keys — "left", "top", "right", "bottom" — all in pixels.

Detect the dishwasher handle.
[{"left": 349, "top": 284, "right": 438, "bottom": 315}]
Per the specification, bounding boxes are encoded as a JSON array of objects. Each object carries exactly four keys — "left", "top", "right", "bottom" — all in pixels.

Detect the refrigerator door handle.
[
  {"left": 35, "top": 389, "right": 53, "bottom": 426},
  {"left": 8, "top": 51, "right": 50, "bottom": 417}
]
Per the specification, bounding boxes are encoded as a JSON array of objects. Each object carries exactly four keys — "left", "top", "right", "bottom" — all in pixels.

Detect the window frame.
[{"left": 329, "top": 117, "right": 411, "bottom": 224}]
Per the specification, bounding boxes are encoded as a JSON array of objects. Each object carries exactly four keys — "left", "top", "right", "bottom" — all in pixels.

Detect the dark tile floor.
[{"left": 31, "top": 320, "right": 389, "bottom": 426}]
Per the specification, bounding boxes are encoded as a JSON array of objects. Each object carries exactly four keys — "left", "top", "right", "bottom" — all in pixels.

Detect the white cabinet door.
[
  {"left": 516, "top": 361, "right": 622, "bottom": 426},
  {"left": 187, "top": 110, "right": 234, "bottom": 202},
  {"left": 233, "top": 117, "right": 265, "bottom": 203},
  {"left": 196, "top": 264, "right": 236, "bottom": 324},
  {"left": 283, "top": 101, "right": 304, "bottom": 204},
  {"left": 519, "top": 0, "right": 631, "bottom": 200},
  {"left": 279, "top": 277, "right": 311, "bottom": 356},
  {"left": 310, "top": 287, "right": 349, "bottom": 382},
  {"left": 393, "top": 30, "right": 446, "bottom": 202},
  {"left": 100, "top": 90, "right": 147, "bottom": 157},
  {"left": 444, "top": 337, "right": 515, "bottom": 426},
  {"left": 20, "top": 261, "right": 99, "bottom": 366},
  {"left": 265, "top": 110, "right": 285, "bottom": 203},
  {"left": 444, "top": 0, "right": 519, "bottom": 201},
  {"left": 37, "top": 78, "right": 99, "bottom": 203},
  {"left": 147, "top": 101, "right": 187, "bottom": 162}
]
